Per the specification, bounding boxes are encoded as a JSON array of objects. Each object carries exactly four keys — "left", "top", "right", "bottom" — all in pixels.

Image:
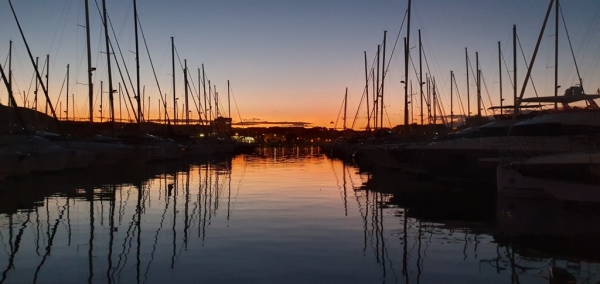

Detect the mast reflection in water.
[{"left": 0, "top": 147, "right": 598, "bottom": 283}]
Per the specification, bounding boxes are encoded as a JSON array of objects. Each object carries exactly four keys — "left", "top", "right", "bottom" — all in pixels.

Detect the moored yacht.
[
  {"left": 497, "top": 150, "right": 600, "bottom": 202},
  {"left": 0, "top": 134, "right": 70, "bottom": 174}
]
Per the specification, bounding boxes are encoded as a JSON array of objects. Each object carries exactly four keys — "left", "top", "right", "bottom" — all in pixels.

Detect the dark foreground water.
[{"left": 0, "top": 147, "right": 599, "bottom": 283}]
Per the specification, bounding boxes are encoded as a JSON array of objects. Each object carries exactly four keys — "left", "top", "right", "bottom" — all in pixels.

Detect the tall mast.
[
  {"left": 375, "top": 45, "right": 380, "bottom": 129},
  {"left": 215, "top": 85, "right": 218, "bottom": 117},
  {"left": 171, "top": 36, "right": 176, "bottom": 125},
  {"left": 476, "top": 51, "right": 481, "bottom": 117},
  {"left": 498, "top": 42, "right": 503, "bottom": 115},
  {"left": 103, "top": 0, "right": 115, "bottom": 134},
  {"left": 433, "top": 77, "right": 436, "bottom": 124},
  {"left": 364, "top": 51, "right": 370, "bottom": 131},
  {"left": 513, "top": 25, "right": 517, "bottom": 115},
  {"left": 410, "top": 82, "right": 413, "bottom": 123},
  {"left": 66, "top": 64, "right": 69, "bottom": 120},
  {"left": 419, "top": 30, "right": 423, "bottom": 126},
  {"left": 202, "top": 64, "right": 207, "bottom": 124},
  {"left": 8, "top": 40, "right": 11, "bottom": 107},
  {"left": 208, "top": 80, "right": 212, "bottom": 122},
  {"left": 227, "top": 80, "right": 231, "bottom": 119},
  {"left": 198, "top": 68, "right": 204, "bottom": 124},
  {"left": 34, "top": 57, "right": 38, "bottom": 111},
  {"left": 100, "top": 80, "right": 103, "bottom": 122},
  {"left": 46, "top": 54, "right": 49, "bottom": 115},
  {"left": 450, "top": 71, "right": 453, "bottom": 129},
  {"left": 202, "top": 63, "right": 208, "bottom": 123},
  {"left": 119, "top": 83, "right": 122, "bottom": 122},
  {"left": 85, "top": 0, "right": 94, "bottom": 126},
  {"left": 404, "top": 37, "right": 409, "bottom": 126},
  {"left": 134, "top": 0, "right": 141, "bottom": 124},
  {"left": 343, "top": 87, "right": 348, "bottom": 130},
  {"left": 465, "top": 48, "right": 470, "bottom": 120},
  {"left": 184, "top": 59, "right": 189, "bottom": 125},
  {"left": 554, "top": 0, "right": 559, "bottom": 110},
  {"left": 404, "top": 0, "right": 411, "bottom": 127},
  {"left": 427, "top": 73, "right": 430, "bottom": 122},
  {"left": 380, "top": 30, "right": 387, "bottom": 129}
]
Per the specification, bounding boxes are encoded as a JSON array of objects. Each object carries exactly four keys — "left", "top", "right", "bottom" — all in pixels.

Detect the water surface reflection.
[{"left": 0, "top": 147, "right": 598, "bottom": 283}]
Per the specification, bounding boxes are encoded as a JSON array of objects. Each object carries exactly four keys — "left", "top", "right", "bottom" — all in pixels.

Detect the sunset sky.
[{"left": 1, "top": 0, "right": 600, "bottom": 128}]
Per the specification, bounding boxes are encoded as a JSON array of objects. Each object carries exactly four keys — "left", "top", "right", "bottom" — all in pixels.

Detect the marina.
[
  {"left": 2, "top": 0, "right": 600, "bottom": 282},
  {"left": 1, "top": 147, "right": 599, "bottom": 283}
]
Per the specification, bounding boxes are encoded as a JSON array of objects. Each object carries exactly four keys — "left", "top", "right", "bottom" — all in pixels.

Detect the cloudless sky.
[{"left": 1, "top": 0, "right": 600, "bottom": 128}]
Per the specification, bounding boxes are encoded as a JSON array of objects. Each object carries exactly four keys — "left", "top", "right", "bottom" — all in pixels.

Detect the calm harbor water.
[{"left": 0, "top": 147, "right": 599, "bottom": 284}]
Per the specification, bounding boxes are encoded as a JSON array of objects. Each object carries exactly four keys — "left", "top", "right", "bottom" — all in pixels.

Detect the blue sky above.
[{"left": 1, "top": 0, "right": 600, "bottom": 128}]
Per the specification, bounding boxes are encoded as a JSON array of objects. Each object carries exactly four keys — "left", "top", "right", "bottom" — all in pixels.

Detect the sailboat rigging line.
[
  {"left": 136, "top": 16, "right": 173, "bottom": 126},
  {"left": 350, "top": 86, "right": 366, "bottom": 129},
  {"left": 452, "top": 75, "right": 467, "bottom": 123},
  {"left": 0, "top": 64, "right": 30, "bottom": 138},
  {"left": 501, "top": 51, "right": 515, "bottom": 90},
  {"left": 559, "top": 4, "right": 584, "bottom": 90},
  {"left": 228, "top": 86, "right": 245, "bottom": 127},
  {"left": 419, "top": 52, "right": 439, "bottom": 123},
  {"left": 173, "top": 47, "right": 202, "bottom": 117},
  {"left": 101, "top": 3, "right": 139, "bottom": 122},
  {"left": 53, "top": 69, "right": 68, "bottom": 110},
  {"left": 352, "top": 58, "right": 378, "bottom": 130},
  {"left": 384, "top": 102, "right": 393, "bottom": 128},
  {"left": 515, "top": 0, "right": 555, "bottom": 113},
  {"left": 479, "top": 73, "right": 491, "bottom": 116},
  {"left": 409, "top": 53, "right": 425, "bottom": 114},
  {"left": 437, "top": 82, "right": 449, "bottom": 125},
  {"left": 333, "top": 93, "right": 345, "bottom": 130},
  {"left": 516, "top": 34, "right": 540, "bottom": 98},
  {"left": 383, "top": 10, "right": 408, "bottom": 81},
  {"left": 23, "top": 66, "right": 38, "bottom": 108},
  {"left": 9, "top": 2, "right": 71, "bottom": 141}
]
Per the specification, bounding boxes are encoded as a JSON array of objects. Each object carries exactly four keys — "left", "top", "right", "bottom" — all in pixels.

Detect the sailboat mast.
[
  {"left": 450, "top": 71, "right": 453, "bottom": 129},
  {"left": 171, "top": 37, "right": 176, "bottom": 125},
  {"left": 198, "top": 68, "right": 202, "bottom": 123},
  {"left": 103, "top": 0, "right": 115, "bottom": 134},
  {"left": 465, "top": 48, "right": 470, "bottom": 120},
  {"left": 202, "top": 64, "right": 207, "bottom": 124},
  {"left": 8, "top": 40, "right": 11, "bottom": 107},
  {"left": 100, "top": 80, "right": 103, "bottom": 122},
  {"left": 476, "top": 51, "right": 481, "bottom": 117},
  {"left": 364, "top": 51, "right": 370, "bottom": 131},
  {"left": 85, "top": 0, "right": 94, "bottom": 126},
  {"left": 554, "top": 0, "right": 559, "bottom": 110},
  {"left": 375, "top": 45, "right": 380, "bottom": 130},
  {"left": 66, "top": 64, "right": 69, "bottom": 120},
  {"left": 433, "top": 77, "right": 436, "bottom": 124},
  {"left": 380, "top": 31, "right": 387, "bottom": 129},
  {"left": 227, "top": 80, "right": 230, "bottom": 119},
  {"left": 419, "top": 30, "right": 423, "bottom": 126},
  {"left": 34, "top": 57, "right": 38, "bottom": 111},
  {"left": 513, "top": 25, "right": 517, "bottom": 114},
  {"left": 404, "top": 0, "right": 411, "bottom": 127},
  {"left": 343, "top": 87, "right": 348, "bottom": 130},
  {"left": 498, "top": 41, "right": 502, "bottom": 115},
  {"left": 215, "top": 85, "right": 219, "bottom": 117},
  {"left": 208, "top": 80, "right": 212, "bottom": 122},
  {"left": 46, "top": 54, "right": 49, "bottom": 115},
  {"left": 134, "top": 0, "right": 141, "bottom": 123},
  {"left": 185, "top": 59, "right": 189, "bottom": 126}
]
